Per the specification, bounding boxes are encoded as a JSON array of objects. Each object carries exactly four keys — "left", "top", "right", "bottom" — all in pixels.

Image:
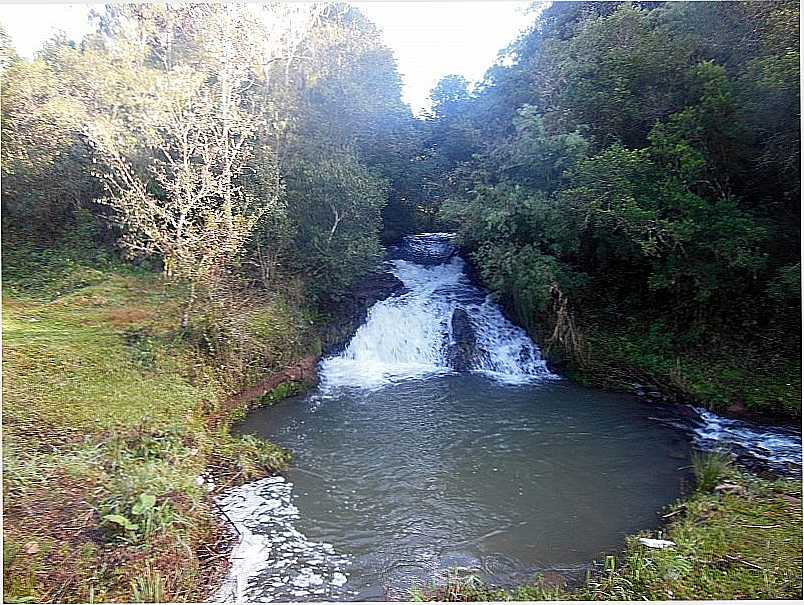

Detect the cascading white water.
[
  {"left": 691, "top": 408, "right": 802, "bottom": 471},
  {"left": 215, "top": 233, "right": 801, "bottom": 603},
  {"left": 319, "top": 235, "right": 556, "bottom": 389}
]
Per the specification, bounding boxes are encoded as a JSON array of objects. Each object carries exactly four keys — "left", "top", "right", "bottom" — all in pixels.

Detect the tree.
[
  {"left": 435, "top": 0, "right": 799, "bottom": 347},
  {"left": 282, "top": 149, "right": 387, "bottom": 300},
  {"left": 88, "top": 5, "right": 281, "bottom": 326},
  {"left": 0, "top": 37, "right": 95, "bottom": 241}
]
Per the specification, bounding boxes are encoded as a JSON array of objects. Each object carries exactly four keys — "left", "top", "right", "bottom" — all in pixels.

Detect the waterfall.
[
  {"left": 319, "top": 233, "right": 556, "bottom": 390},
  {"left": 213, "top": 234, "right": 801, "bottom": 604}
]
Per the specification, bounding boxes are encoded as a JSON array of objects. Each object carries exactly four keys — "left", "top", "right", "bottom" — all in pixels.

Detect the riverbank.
[
  {"left": 562, "top": 318, "right": 801, "bottom": 423},
  {"left": 4, "top": 237, "right": 801, "bottom": 603},
  {"left": 475, "top": 268, "right": 801, "bottom": 424},
  {"left": 413, "top": 467, "right": 803, "bottom": 601},
  {"left": 1, "top": 240, "right": 322, "bottom": 602}
]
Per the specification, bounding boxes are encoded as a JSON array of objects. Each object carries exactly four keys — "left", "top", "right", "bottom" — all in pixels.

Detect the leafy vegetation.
[
  {"left": 691, "top": 451, "right": 733, "bottom": 493},
  {"left": 1, "top": 3, "right": 420, "bottom": 308},
  {"left": 1, "top": 1, "right": 801, "bottom": 602},
  {"left": 424, "top": 1, "right": 800, "bottom": 417},
  {"left": 567, "top": 320, "right": 802, "bottom": 417}
]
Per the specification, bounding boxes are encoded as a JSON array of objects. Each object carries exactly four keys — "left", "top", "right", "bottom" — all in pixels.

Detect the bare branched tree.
[{"left": 89, "top": 5, "right": 282, "bottom": 327}]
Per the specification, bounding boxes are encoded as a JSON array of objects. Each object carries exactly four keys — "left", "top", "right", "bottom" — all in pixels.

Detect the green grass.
[
  {"left": 691, "top": 450, "right": 733, "bottom": 492},
  {"left": 2, "top": 239, "right": 318, "bottom": 602},
  {"left": 413, "top": 472, "right": 803, "bottom": 601},
  {"left": 580, "top": 473, "right": 803, "bottom": 600},
  {"left": 130, "top": 566, "right": 166, "bottom": 603}
]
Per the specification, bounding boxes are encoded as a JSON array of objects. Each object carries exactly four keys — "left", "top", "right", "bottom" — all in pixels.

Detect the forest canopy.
[
  {"left": 422, "top": 0, "right": 800, "bottom": 367},
  {"left": 1, "top": 0, "right": 800, "bottom": 371},
  {"left": 1, "top": 3, "right": 421, "bottom": 312}
]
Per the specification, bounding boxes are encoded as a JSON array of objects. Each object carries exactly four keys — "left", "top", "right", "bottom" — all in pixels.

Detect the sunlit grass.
[{"left": 2, "top": 242, "right": 306, "bottom": 602}]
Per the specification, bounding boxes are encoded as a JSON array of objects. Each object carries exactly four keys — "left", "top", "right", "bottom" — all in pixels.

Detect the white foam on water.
[
  {"left": 213, "top": 476, "right": 354, "bottom": 602},
  {"left": 318, "top": 260, "right": 460, "bottom": 389},
  {"left": 466, "top": 295, "right": 553, "bottom": 384}
]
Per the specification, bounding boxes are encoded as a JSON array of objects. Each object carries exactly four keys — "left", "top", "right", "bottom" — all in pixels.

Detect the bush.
[{"left": 96, "top": 425, "right": 204, "bottom": 544}]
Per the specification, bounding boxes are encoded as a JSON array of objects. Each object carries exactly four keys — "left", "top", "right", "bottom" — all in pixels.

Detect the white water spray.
[{"left": 319, "top": 236, "right": 556, "bottom": 389}]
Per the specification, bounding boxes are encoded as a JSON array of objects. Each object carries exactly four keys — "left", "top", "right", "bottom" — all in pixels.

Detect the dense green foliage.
[
  {"left": 424, "top": 1, "right": 800, "bottom": 414},
  {"left": 1, "top": 2, "right": 801, "bottom": 601},
  {"left": 1, "top": 4, "right": 418, "bottom": 308}
]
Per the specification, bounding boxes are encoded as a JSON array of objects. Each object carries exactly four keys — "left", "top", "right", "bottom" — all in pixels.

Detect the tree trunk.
[{"left": 181, "top": 281, "right": 197, "bottom": 330}]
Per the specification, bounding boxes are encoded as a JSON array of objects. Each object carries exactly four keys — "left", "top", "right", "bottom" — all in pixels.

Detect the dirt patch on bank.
[{"left": 208, "top": 355, "right": 318, "bottom": 429}]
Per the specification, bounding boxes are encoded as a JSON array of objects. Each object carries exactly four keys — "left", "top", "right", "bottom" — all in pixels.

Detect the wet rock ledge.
[{"left": 318, "top": 266, "right": 406, "bottom": 355}]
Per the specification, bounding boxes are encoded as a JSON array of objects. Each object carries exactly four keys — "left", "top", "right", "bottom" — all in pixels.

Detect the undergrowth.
[
  {"left": 691, "top": 450, "right": 733, "bottom": 492},
  {"left": 2, "top": 237, "right": 317, "bottom": 602},
  {"left": 563, "top": 318, "right": 801, "bottom": 419}
]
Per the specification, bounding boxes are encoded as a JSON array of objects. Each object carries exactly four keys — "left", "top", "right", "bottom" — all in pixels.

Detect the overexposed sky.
[
  {"left": 0, "top": 1, "right": 537, "bottom": 113},
  {"left": 360, "top": 1, "right": 535, "bottom": 112}
]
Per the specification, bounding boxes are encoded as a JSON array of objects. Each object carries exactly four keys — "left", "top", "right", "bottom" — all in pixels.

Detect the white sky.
[{"left": 0, "top": 1, "right": 536, "bottom": 113}]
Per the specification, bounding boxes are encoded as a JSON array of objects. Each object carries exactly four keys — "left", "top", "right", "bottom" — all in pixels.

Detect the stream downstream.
[{"left": 216, "top": 233, "right": 802, "bottom": 602}]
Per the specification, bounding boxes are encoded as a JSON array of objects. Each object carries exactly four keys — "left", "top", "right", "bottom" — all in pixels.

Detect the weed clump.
[
  {"left": 691, "top": 450, "right": 733, "bottom": 492},
  {"left": 130, "top": 566, "right": 166, "bottom": 603},
  {"left": 214, "top": 433, "right": 291, "bottom": 484}
]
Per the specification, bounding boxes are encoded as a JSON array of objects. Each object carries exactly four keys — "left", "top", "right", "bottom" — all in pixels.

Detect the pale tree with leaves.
[{"left": 89, "top": 5, "right": 282, "bottom": 327}]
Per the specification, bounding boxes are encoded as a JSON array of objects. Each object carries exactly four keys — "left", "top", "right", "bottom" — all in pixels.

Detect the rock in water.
[{"left": 447, "top": 308, "right": 481, "bottom": 371}]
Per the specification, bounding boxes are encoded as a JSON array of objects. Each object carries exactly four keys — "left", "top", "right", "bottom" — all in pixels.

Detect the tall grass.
[
  {"left": 130, "top": 566, "right": 165, "bottom": 603},
  {"left": 691, "top": 450, "right": 733, "bottom": 492}
]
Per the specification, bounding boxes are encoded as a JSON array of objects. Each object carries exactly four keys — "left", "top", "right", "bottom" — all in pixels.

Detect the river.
[{"left": 215, "top": 233, "right": 801, "bottom": 602}]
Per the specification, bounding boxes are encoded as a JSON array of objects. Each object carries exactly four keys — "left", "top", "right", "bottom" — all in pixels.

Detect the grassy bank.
[
  {"left": 2, "top": 239, "right": 319, "bottom": 602},
  {"left": 562, "top": 319, "right": 801, "bottom": 420},
  {"left": 413, "top": 464, "right": 803, "bottom": 601}
]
